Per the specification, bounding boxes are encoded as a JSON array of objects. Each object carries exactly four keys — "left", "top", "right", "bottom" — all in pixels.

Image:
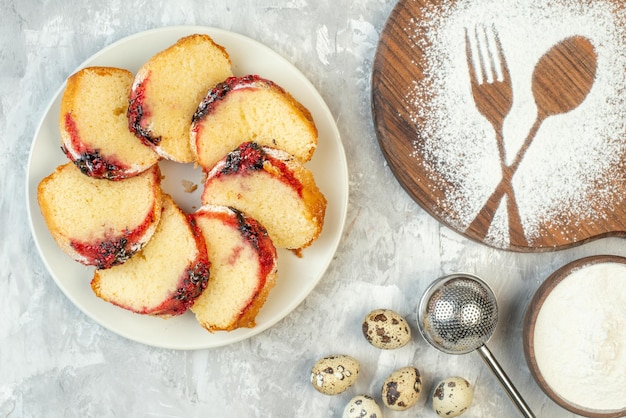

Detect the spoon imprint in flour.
[{"left": 467, "top": 36, "right": 597, "bottom": 245}]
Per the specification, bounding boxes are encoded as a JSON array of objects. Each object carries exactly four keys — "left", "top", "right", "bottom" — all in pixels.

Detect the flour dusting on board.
[{"left": 403, "top": 0, "right": 626, "bottom": 248}]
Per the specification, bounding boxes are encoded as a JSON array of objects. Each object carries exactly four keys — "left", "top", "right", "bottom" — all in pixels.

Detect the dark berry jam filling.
[
  {"left": 149, "top": 259, "right": 210, "bottom": 316},
  {"left": 215, "top": 142, "right": 304, "bottom": 197},
  {"left": 219, "top": 142, "right": 266, "bottom": 175},
  {"left": 229, "top": 207, "right": 276, "bottom": 279},
  {"left": 146, "top": 215, "right": 212, "bottom": 316},
  {"left": 192, "top": 75, "right": 275, "bottom": 123},
  {"left": 63, "top": 114, "right": 128, "bottom": 179},
  {"left": 72, "top": 235, "right": 135, "bottom": 270},
  {"left": 71, "top": 208, "right": 158, "bottom": 269},
  {"left": 66, "top": 148, "right": 123, "bottom": 180},
  {"left": 176, "top": 260, "right": 210, "bottom": 302},
  {"left": 127, "top": 75, "right": 161, "bottom": 147}
]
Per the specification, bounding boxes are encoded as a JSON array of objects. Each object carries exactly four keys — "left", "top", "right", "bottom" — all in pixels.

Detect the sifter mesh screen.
[{"left": 420, "top": 276, "right": 498, "bottom": 354}]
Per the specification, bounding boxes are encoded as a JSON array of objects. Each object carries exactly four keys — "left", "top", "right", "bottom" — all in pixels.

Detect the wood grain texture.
[
  {"left": 522, "top": 255, "right": 626, "bottom": 417},
  {"left": 371, "top": 0, "right": 626, "bottom": 251}
]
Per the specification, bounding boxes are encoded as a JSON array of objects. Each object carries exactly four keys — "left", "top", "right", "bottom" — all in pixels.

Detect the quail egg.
[
  {"left": 381, "top": 366, "right": 422, "bottom": 410},
  {"left": 342, "top": 394, "right": 383, "bottom": 418},
  {"left": 310, "top": 355, "right": 360, "bottom": 395},
  {"left": 432, "top": 376, "right": 474, "bottom": 417},
  {"left": 362, "top": 308, "right": 411, "bottom": 349}
]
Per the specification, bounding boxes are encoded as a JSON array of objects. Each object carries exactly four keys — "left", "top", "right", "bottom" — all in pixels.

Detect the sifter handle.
[{"left": 477, "top": 345, "right": 536, "bottom": 418}]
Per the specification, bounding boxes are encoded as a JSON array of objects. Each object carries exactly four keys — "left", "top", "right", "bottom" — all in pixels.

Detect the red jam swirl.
[
  {"left": 232, "top": 208, "right": 277, "bottom": 317},
  {"left": 209, "top": 207, "right": 277, "bottom": 282},
  {"left": 127, "top": 73, "right": 161, "bottom": 147},
  {"left": 175, "top": 214, "right": 211, "bottom": 306},
  {"left": 229, "top": 206, "right": 277, "bottom": 319},
  {"left": 230, "top": 207, "right": 277, "bottom": 278},
  {"left": 72, "top": 231, "right": 141, "bottom": 270},
  {"left": 70, "top": 196, "right": 159, "bottom": 269},
  {"left": 149, "top": 259, "right": 210, "bottom": 316},
  {"left": 63, "top": 113, "right": 129, "bottom": 180},
  {"left": 192, "top": 75, "right": 276, "bottom": 124},
  {"left": 215, "top": 142, "right": 304, "bottom": 197}
]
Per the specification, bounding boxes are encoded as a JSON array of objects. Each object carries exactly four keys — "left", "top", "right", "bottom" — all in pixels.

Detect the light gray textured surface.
[{"left": 2, "top": 1, "right": 624, "bottom": 416}]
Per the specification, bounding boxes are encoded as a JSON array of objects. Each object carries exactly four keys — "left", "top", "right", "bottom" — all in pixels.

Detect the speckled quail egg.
[
  {"left": 381, "top": 366, "right": 422, "bottom": 410},
  {"left": 342, "top": 394, "right": 383, "bottom": 418},
  {"left": 362, "top": 308, "right": 411, "bottom": 349},
  {"left": 432, "top": 376, "right": 474, "bottom": 417},
  {"left": 310, "top": 355, "right": 360, "bottom": 395}
]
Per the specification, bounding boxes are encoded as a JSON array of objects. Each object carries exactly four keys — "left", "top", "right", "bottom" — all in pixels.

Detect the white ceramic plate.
[{"left": 26, "top": 26, "right": 348, "bottom": 350}]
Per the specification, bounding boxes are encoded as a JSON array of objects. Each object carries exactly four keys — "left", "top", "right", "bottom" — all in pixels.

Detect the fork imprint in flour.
[
  {"left": 464, "top": 29, "right": 598, "bottom": 247},
  {"left": 464, "top": 25, "right": 527, "bottom": 245}
]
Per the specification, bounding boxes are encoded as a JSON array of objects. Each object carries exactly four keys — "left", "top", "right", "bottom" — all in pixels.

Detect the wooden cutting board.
[{"left": 371, "top": 0, "right": 626, "bottom": 251}]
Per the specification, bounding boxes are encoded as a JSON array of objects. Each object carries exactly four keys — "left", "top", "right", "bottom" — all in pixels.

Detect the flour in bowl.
[{"left": 533, "top": 262, "right": 626, "bottom": 411}]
